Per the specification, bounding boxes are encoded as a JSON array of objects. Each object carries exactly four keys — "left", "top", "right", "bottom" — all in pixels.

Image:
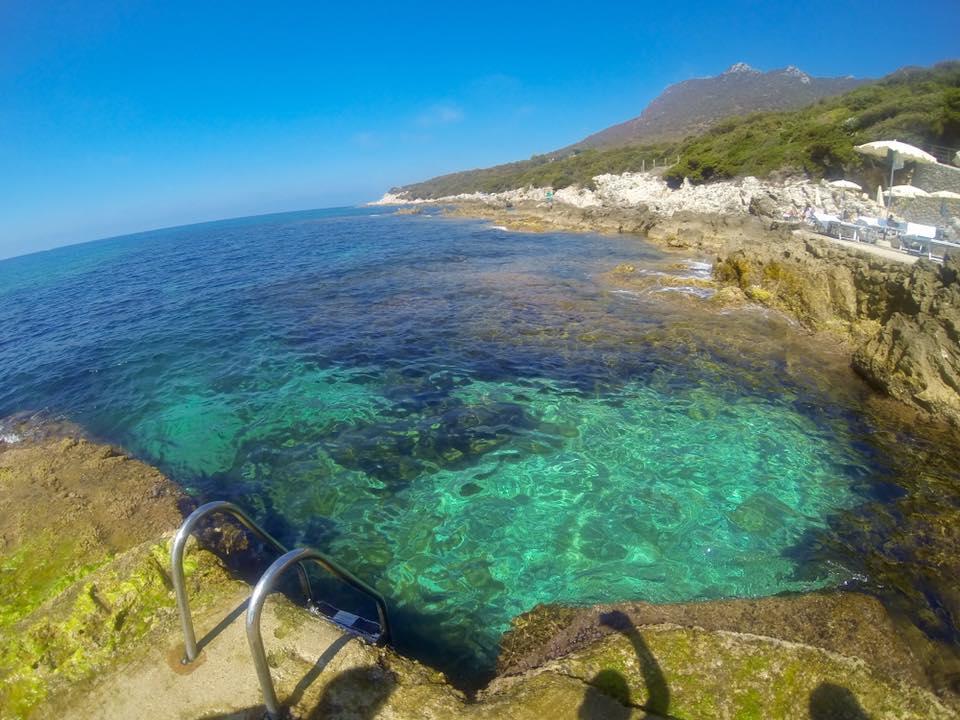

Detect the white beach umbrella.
[
  {"left": 885, "top": 185, "right": 930, "bottom": 198},
  {"left": 876, "top": 185, "right": 884, "bottom": 206},
  {"left": 857, "top": 140, "right": 937, "bottom": 208},
  {"left": 828, "top": 180, "right": 862, "bottom": 191},
  {"left": 829, "top": 180, "right": 861, "bottom": 215},
  {"left": 931, "top": 190, "right": 960, "bottom": 199},
  {"left": 954, "top": 150, "right": 960, "bottom": 168},
  {"left": 854, "top": 140, "right": 938, "bottom": 164}
]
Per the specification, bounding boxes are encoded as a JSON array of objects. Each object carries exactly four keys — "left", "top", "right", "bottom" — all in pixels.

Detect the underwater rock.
[
  {"left": 728, "top": 491, "right": 799, "bottom": 536},
  {"left": 325, "top": 399, "right": 535, "bottom": 483}
]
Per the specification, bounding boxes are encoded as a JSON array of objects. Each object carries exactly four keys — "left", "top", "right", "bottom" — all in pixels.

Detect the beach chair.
[
  {"left": 901, "top": 223, "right": 939, "bottom": 258},
  {"left": 811, "top": 211, "right": 840, "bottom": 236},
  {"left": 854, "top": 216, "right": 884, "bottom": 244}
]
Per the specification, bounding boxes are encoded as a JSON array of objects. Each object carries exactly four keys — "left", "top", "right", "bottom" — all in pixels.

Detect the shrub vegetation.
[
  {"left": 665, "top": 62, "right": 960, "bottom": 186},
  {"left": 395, "top": 62, "right": 960, "bottom": 198}
]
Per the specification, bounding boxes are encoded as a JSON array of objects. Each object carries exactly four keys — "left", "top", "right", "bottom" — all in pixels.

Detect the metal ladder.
[{"left": 171, "top": 501, "right": 391, "bottom": 719}]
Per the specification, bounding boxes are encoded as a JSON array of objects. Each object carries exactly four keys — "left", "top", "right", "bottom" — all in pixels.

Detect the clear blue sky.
[{"left": 1, "top": 0, "right": 958, "bottom": 259}]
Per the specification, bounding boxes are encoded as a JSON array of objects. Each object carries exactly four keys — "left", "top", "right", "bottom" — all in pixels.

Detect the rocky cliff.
[
  {"left": 713, "top": 236, "right": 960, "bottom": 425},
  {"left": 853, "top": 256, "right": 960, "bottom": 421}
]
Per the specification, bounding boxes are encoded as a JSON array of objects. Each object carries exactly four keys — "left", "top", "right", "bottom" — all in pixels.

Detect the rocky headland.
[
  {"left": 2, "top": 432, "right": 959, "bottom": 719},
  {"left": 377, "top": 173, "right": 960, "bottom": 428}
]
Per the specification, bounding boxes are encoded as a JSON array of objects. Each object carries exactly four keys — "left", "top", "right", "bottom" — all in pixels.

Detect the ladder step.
[{"left": 312, "top": 600, "right": 383, "bottom": 643}]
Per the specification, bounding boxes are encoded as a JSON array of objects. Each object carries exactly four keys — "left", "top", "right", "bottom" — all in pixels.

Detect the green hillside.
[
  {"left": 393, "top": 62, "right": 959, "bottom": 199},
  {"left": 391, "top": 141, "right": 677, "bottom": 198},
  {"left": 665, "top": 61, "right": 960, "bottom": 185}
]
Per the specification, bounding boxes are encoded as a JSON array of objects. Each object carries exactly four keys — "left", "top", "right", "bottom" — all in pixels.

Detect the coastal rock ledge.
[
  {"left": 852, "top": 254, "right": 960, "bottom": 422},
  {"left": 2, "top": 435, "right": 959, "bottom": 718},
  {"left": 713, "top": 236, "right": 960, "bottom": 425}
]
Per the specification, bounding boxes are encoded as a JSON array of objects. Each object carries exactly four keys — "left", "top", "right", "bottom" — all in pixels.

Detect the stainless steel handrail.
[
  {"left": 246, "top": 547, "right": 391, "bottom": 720},
  {"left": 171, "top": 500, "right": 313, "bottom": 663}
]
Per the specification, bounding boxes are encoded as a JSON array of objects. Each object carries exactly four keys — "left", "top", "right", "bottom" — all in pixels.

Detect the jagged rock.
[
  {"left": 705, "top": 236, "right": 960, "bottom": 424},
  {"left": 853, "top": 254, "right": 960, "bottom": 424},
  {"left": 376, "top": 174, "right": 885, "bottom": 228},
  {"left": 748, "top": 192, "right": 779, "bottom": 219}
]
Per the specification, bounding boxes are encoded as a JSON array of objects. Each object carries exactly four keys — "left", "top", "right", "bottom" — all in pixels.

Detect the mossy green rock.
[
  {"left": 0, "top": 538, "right": 242, "bottom": 719},
  {"left": 508, "top": 626, "right": 954, "bottom": 719}
]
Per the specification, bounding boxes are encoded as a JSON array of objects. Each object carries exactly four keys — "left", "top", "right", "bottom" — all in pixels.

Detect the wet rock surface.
[
  {"left": 498, "top": 593, "right": 926, "bottom": 684},
  {"left": 710, "top": 234, "right": 960, "bottom": 424},
  {"left": 853, "top": 254, "right": 960, "bottom": 423}
]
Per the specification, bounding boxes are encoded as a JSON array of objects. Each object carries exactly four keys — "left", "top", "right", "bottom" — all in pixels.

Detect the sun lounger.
[
  {"left": 901, "top": 224, "right": 952, "bottom": 260},
  {"left": 904, "top": 222, "right": 937, "bottom": 240},
  {"left": 854, "top": 216, "right": 887, "bottom": 244},
  {"left": 835, "top": 221, "right": 862, "bottom": 242},
  {"left": 810, "top": 211, "right": 840, "bottom": 236}
]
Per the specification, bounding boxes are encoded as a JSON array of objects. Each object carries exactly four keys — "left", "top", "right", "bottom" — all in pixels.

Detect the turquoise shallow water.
[{"left": 0, "top": 207, "right": 893, "bottom": 680}]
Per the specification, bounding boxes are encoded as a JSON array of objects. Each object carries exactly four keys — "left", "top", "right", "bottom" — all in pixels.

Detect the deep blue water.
[{"left": 0, "top": 206, "right": 898, "bottom": 681}]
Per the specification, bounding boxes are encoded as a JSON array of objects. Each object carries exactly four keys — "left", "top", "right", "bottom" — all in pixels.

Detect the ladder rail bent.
[
  {"left": 246, "top": 547, "right": 391, "bottom": 720},
  {"left": 171, "top": 500, "right": 313, "bottom": 663}
]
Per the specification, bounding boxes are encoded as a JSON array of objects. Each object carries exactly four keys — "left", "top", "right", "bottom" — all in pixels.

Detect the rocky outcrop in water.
[
  {"left": 713, "top": 236, "right": 960, "bottom": 425},
  {"left": 392, "top": 189, "right": 960, "bottom": 424},
  {"left": 853, "top": 255, "right": 960, "bottom": 423}
]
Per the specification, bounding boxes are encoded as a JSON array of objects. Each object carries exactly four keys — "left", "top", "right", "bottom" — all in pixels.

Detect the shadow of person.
[
  {"left": 306, "top": 665, "right": 396, "bottom": 720},
  {"left": 284, "top": 634, "right": 354, "bottom": 710},
  {"left": 809, "top": 682, "right": 870, "bottom": 719},
  {"left": 599, "top": 610, "right": 670, "bottom": 717},
  {"left": 579, "top": 669, "right": 632, "bottom": 720}
]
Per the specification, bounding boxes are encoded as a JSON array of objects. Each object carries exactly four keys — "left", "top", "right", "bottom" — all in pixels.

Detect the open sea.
[{"left": 0, "top": 206, "right": 949, "bottom": 685}]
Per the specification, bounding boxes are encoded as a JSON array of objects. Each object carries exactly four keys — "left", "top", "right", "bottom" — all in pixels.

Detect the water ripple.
[{"left": 0, "top": 207, "right": 927, "bottom": 683}]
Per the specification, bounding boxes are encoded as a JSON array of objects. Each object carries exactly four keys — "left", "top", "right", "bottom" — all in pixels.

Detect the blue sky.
[{"left": 1, "top": 1, "right": 958, "bottom": 259}]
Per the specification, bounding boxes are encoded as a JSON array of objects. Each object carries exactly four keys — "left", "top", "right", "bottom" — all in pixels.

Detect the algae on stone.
[
  {"left": 0, "top": 538, "right": 242, "bottom": 719},
  {"left": 486, "top": 626, "right": 954, "bottom": 720}
]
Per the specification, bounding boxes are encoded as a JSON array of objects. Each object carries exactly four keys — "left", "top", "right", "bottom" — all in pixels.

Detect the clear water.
[{"left": 0, "top": 207, "right": 892, "bottom": 680}]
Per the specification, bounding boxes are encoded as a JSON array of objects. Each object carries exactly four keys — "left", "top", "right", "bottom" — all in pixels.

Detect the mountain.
[
  {"left": 570, "top": 63, "right": 867, "bottom": 149},
  {"left": 390, "top": 61, "right": 958, "bottom": 199}
]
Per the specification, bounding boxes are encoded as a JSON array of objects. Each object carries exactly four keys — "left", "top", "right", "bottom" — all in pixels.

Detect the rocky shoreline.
[
  {"left": 2, "top": 432, "right": 958, "bottom": 718},
  {"left": 379, "top": 183, "right": 960, "bottom": 428}
]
